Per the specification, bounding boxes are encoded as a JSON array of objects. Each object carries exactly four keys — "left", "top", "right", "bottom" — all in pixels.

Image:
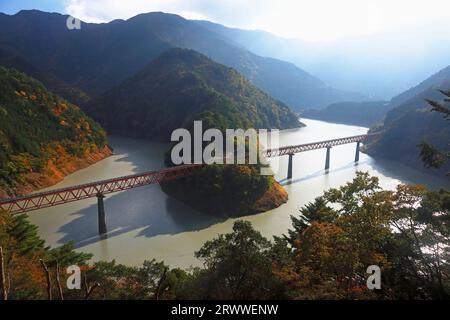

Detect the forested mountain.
[
  {"left": 0, "top": 67, "right": 110, "bottom": 197},
  {"left": 0, "top": 10, "right": 171, "bottom": 98},
  {"left": 365, "top": 79, "right": 450, "bottom": 174},
  {"left": 87, "top": 48, "right": 300, "bottom": 141},
  {"left": 0, "top": 46, "right": 90, "bottom": 106},
  {"left": 0, "top": 10, "right": 363, "bottom": 109}
]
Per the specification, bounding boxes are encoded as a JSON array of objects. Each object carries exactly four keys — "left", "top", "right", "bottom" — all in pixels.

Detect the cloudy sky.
[{"left": 1, "top": 0, "right": 450, "bottom": 41}]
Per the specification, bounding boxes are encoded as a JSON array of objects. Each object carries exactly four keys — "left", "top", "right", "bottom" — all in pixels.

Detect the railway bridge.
[{"left": 263, "top": 133, "right": 378, "bottom": 179}]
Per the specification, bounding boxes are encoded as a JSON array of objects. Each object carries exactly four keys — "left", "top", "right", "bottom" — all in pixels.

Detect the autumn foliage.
[
  {"left": 1, "top": 172, "right": 448, "bottom": 300},
  {"left": 0, "top": 67, "right": 109, "bottom": 196}
]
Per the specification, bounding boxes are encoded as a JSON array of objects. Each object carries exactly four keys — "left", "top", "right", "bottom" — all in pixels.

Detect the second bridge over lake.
[{"left": 263, "top": 133, "right": 379, "bottom": 179}]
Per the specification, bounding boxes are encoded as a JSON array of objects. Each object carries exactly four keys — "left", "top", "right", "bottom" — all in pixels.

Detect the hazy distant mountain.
[
  {"left": 301, "top": 65, "right": 450, "bottom": 127},
  {"left": 196, "top": 20, "right": 450, "bottom": 100},
  {"left": 365, "top": 66, "right": 450, "bottom": 174},
  {"left": 0, "top": 10, "right": 364, "bottom": 109},
  {"left": 302, "top": 101, "right": 389, "bottom": 127},
  {"left": 87, "top": 48, "right": 300, "bottom": 141},
  {"left": 389, "top": 66, "right": 450, "bottom": 108}
]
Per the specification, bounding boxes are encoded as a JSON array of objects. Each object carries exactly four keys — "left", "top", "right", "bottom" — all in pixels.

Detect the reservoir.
[{"left": 27, "top": 119, "right": 450, "bottom": 268}]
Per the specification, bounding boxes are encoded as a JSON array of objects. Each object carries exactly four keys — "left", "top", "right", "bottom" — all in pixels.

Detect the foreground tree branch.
[
  {"left": 40, "top": 259, "right": 52, "bottom": 300},
  {"left": 154, "top": 266, "right": 168, "bottom": 300},
  {"left": 55, "top": 261, "right": 64, "bottom": 300},
  {"left": 0, "top": 247, "right": 7, "bottom": 300},
  {"left": 84, "top": 273, "right": 100, "bottom": 300}
]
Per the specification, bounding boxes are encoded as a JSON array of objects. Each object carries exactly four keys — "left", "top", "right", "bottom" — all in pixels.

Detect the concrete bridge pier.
[
  {"left": 287, "top": 153, "right": 294, "bottom": 179},
  {"left": 355, "top": 141, "right": 360, "bottom": 163},
  {"left": 97, "top": 193, "right": 107, "bottom": 235},
  {"left": 325, "top": 147, "right": 331, "bottom": 171}
]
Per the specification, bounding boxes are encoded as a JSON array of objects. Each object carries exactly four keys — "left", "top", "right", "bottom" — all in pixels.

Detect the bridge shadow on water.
[
  {"left": 56, "top": 137, "right": 226, "bottom": 248},
  {"left": 57, "top": 184, "right": 224, "bottom": 248},
  {"left": 278, "top": 159, "right": 370, "bottom": 186}
]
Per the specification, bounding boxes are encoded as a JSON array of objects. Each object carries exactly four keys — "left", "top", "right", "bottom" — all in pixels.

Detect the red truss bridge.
[
  {"left": 0, "top": 133, "right": 378, "bottom": 235},
  {"left": 0, "top": 164, "right": 205, "bottom": 233}
]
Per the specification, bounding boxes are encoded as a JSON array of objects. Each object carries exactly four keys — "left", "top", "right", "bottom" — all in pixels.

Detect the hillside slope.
[
  {"left": 302, "top": 65, "right": 450, "bottom": 127},
  {"left": 389, "top": 66, "right": 450, "bottom": 108},
  {"left": 0, "top": 46, "right": 90, "bottom": 106},
  {"left": 87, "top": 48, "right": 301, "bottom": 141},
  {"left": 365, "top": 79, "right": 450, "bottom": 174},
  {"left": 0, "top": 67, "right": 110, "bottom": 197},
  {"left": 0, "top": 10, "right": 171, "bottom": 99}
]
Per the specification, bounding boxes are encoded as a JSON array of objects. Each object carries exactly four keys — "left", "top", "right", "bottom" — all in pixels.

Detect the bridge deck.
[
  {"left": 0, "top": 164, "right": 204, "bottom": 214},
  {"left": 263, "top": 133, "right": 376, "bottom": 157}
]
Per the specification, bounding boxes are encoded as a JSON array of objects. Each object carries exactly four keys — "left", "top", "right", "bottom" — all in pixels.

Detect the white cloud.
[{"left": 65, "top": 0, "right": 450, "bottom": 41}]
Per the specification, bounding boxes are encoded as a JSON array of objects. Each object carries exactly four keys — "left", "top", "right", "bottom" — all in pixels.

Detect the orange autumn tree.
[
  {"left": 273, "top": 172, "right": 450, "bottom": 299},
  {"left": 274, "top": 173, "right": 392, "bottom": 299},
  {"left": 0, "top": 210, "right": 47, "bottom": 299},
  {"left": 0, "top": 209, "right": 93, "bottom": 300}
]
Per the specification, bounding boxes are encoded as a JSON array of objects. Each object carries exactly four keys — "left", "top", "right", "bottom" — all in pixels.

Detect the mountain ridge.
[
  {"left": 364, "top": 67, "right": 450, "bottom": 174},
  {"left": 195, "top": 19, "right": 450, "bottom": 100},
  {"left": 0, "top": 10, "right": 364, "bottom": 109}
]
